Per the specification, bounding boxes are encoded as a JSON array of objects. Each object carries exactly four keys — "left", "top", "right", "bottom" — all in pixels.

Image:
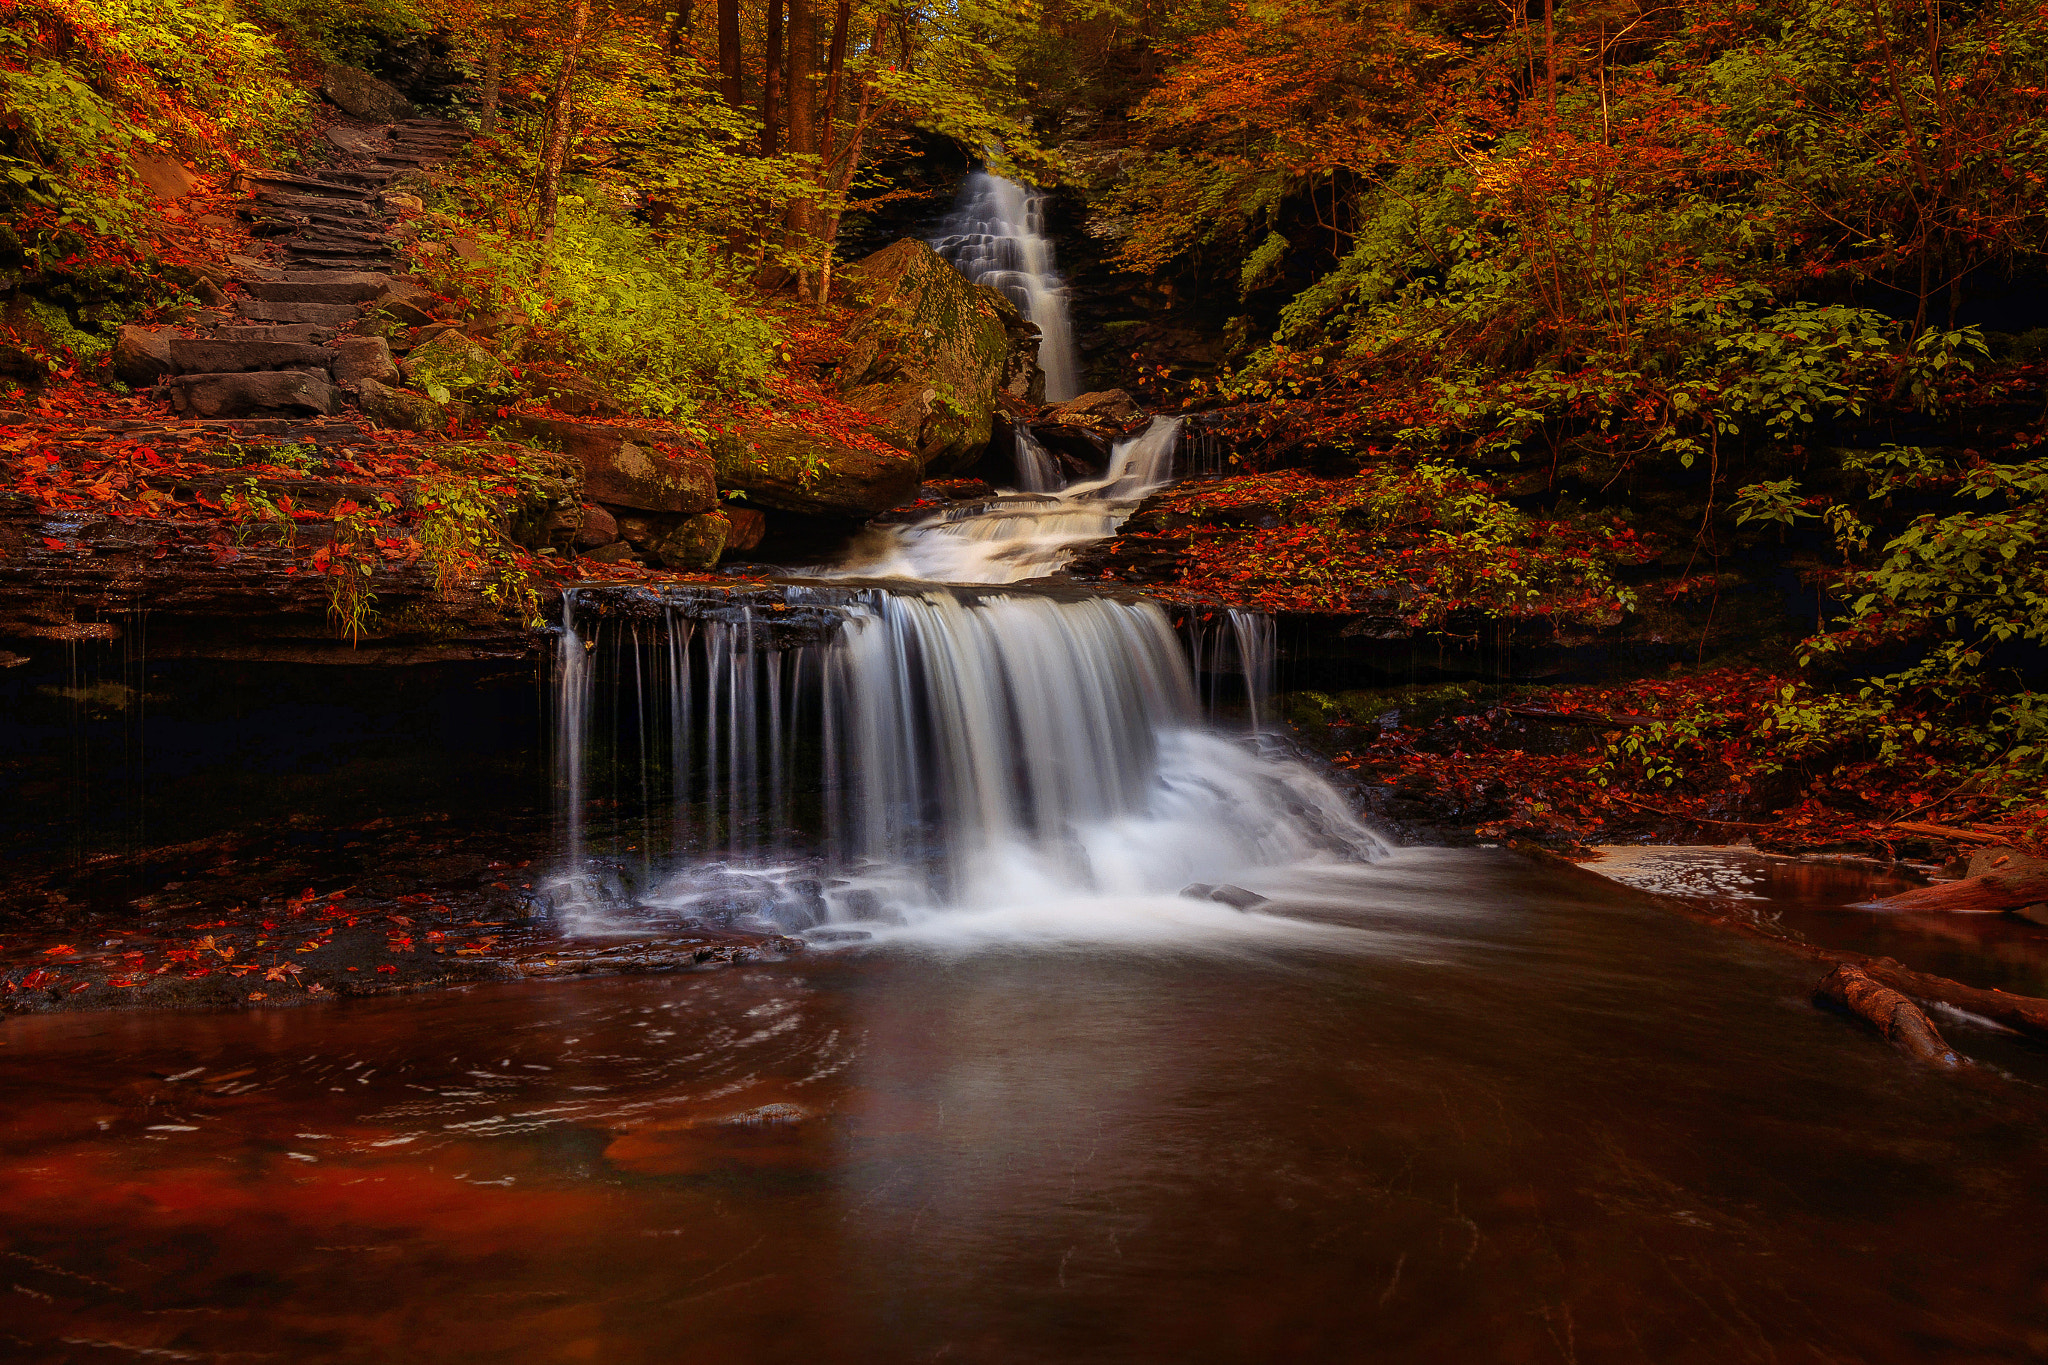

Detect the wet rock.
[
  {"left": 355, "top": 377, "right": 445, "bottom": 432},
  {"left": 112, "top": 325, "right": 175, "bottom": 386},
  {"left": 649, "top": 511, "right": 729, "bottom": 570},
  {"left": 170, "top": 370, "right": 340, "bottom": 418},
  {"left": 332, "top": 335, "right": 400, "bottom": 387},
  {"left": 576, "top": 502, "right": 619, "bottom": 548},
  {"left": 1179, "top": 883, "right": 1268, "bottom": 910},
  {"left": 400, "top": 328, "right": 507, "bottom": 396},
  {"left": 516, "top": 417, "right": 717, "bottom": 515},
  {"left": 322, "top": 63, "right": 416, "bottom": 121},
  {"left": 723, "top": 507, "right": 767, "bottom": 553},
  {"left": 1046, "top": 388, "right": 1145, "bottom": 430},
  {"left": 168, "top": 338, "right": 333, "bottom": 375}
]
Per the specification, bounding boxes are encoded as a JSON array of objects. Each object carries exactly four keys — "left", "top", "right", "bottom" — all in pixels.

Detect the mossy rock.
[
  {"left": 835, "top": 239, "right": 1041, "bottom": 477},
  {"left": 401, "top": 329, "right": 508, "bottom": 398}
]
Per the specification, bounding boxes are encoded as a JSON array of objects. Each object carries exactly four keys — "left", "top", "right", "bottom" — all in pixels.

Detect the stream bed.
[{"left": 4, "top": 848, "right": 2047, "bottom": 1363}]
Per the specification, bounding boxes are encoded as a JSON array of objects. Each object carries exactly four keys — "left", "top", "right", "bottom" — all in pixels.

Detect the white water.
[
  {"left": 932, "top": 172, "right": 1082, "bottom": 403},
  {"left": 827, "top": 418, "right": 1185, "bottom": 585},
  {"left": 550, "top": 582, "right": 1382, "bottom": 939}
]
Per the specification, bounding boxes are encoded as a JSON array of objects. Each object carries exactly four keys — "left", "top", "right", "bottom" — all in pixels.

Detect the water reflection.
[{"left": 4, "top": 850, "right": 2047, "bottom": 1362}]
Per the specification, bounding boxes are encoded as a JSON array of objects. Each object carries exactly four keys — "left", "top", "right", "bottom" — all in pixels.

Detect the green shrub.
[{"left": 423, "top": 198, "right": 783, "bottom": 429}]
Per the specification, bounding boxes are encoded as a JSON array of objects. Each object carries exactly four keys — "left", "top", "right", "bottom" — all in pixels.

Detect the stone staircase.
[{"left": 117, "top": 117, "right": 472, "bottom": 425}]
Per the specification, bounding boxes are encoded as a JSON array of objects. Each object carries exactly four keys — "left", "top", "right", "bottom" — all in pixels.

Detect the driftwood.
[
  {"left": 1884, "top": 821, "right": 2018, "bottom": 845},
  {"left": 1814, "top": 964, "right": 1964, "bottom": 1068},
  {"left": 1871, "top": 869, "right": 2048, "bottom": 915}
]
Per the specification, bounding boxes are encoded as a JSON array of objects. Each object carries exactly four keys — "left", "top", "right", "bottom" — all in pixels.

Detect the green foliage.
[
  {"left": 239, "top": 0, "right": 425, "bottom": 66},
  {"left": 421, "top": 199, "right": 782, "bottom": 428}
]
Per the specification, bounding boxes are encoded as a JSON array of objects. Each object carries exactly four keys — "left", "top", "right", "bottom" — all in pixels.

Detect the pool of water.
[{"left": 5, "top": 848, "right": 2046, "bottom": 1363}]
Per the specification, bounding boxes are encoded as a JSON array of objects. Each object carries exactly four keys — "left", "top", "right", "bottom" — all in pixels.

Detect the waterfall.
[
  {"left": 548, "top": 584, "right": 1381, "bottom": 933},
  {"left": 827, "top": 418, "right": 1185, "bottom": 585},
  {"left": 1012, "top": 425, "right": 1065, "bottom": 494},
  {"left": 932, "top": 172, "right": 1082, "bottom": 403}
]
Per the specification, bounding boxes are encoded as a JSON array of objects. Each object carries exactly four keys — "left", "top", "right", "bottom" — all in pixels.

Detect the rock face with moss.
[
  {"left": 715, "top": 240, "right": 1042, "bottom": 516},
  {"left": 837, "top": 239, "right": 1042, "bottom": 474}
]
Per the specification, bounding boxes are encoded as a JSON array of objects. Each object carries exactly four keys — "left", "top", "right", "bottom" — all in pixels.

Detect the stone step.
[
  {"left": 169, "top": 338, "right": 334, "bottom": 375},
  {"left": 272, "top": 218, "right": 389, "bottom": 241},
  {"left": 202, "top": 323, "right": 335, "bottom": 344},
  {"left": 253, "top": 191, "right": 381, "bottom": 217},
  {"left": 284, "top": 242, "right": 394, "bottom": 258},
  {"left": 169, "top": 370, "right": 341, "bottom": 418},
  {"left": 245, "top": 276, "right": 389, "bottom": 305},
  {"left": 234, "top": 300, "right": 363, "bottom": 326},
  {"left": 246, "top": 172, "right": 375, "bottom": 200}
]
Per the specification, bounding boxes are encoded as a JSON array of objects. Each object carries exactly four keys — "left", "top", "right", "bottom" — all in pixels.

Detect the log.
[
  {"left": 1885, "top": 821, "right": 2012, "bottom": 844},
  {"left": 1858, "top": 956, "right": 2048, "bottom": 1043},
  {"left": 1815, "top": 964, "right": 1964, "bottom": 1067},
  {"left": 1871, "top": 869, "right": 2048, "bottom": 914}
]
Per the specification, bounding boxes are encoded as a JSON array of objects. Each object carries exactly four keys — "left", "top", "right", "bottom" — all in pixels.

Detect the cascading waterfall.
[
  {"left": 828, "top": 417, "right": 1186, "bottom": 585},
  {"left": 932, "top": 172, "right": 1082, "bottom": 403},
  {"left": 1012, "top": 425, "right": 1065, "bottom": 494},
  {"left": 549, "top": 584, "right": 1379, "bottom": 936}
]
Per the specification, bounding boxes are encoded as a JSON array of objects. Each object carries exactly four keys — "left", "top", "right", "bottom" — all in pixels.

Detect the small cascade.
[
  {"left": 1012, "top": 425, "right": 1065, "bottom": 494},
  {"left": 932, "top": 173, "right": 1082, "bottom": 402},
  {"left": 829, "top": 417, "right": 1185, "bottom": 585},
  {"left": 1183, "top": 607, "right": 1276, "bottom": 732},
  {"left": 548, "top": 584, "right": 1380, "bottom": 934}
]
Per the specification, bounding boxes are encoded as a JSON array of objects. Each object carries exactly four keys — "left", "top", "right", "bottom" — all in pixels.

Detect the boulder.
[
  {"left": 322, "top": 64, "right": 416, "bottom": 121},
  {"left": 400, "top": 328, "right": 505, "bottom": 396},
  {"left": 832, "top": 239, "right": 1043, "bottom": 476},
  {"left": 168, "top": 338, "right": 333, "bottom": 375},
  {"left": 576, "top": 503, "right": 619, "bottom": 549},
  {"left": 649, "top": 512, "right": 729, "bottom": 571},
  {"left": 170, "top": 370, "right": 340, "bottom": 418},
  {"left": 1044, "top": 389, "right": 1146, "bottom": 430},
  {"left": 111, "top": 325, "right": 174, "bottom": 386},
  {"left": 711, "top": 419, "right": 922, "bottom": 518},
  {"left": 355, "top": 377, "right": 445, "bottom": 432},
  {"left": 332, "top": 335, "right": 400, "bottom": 387},
  {"left": 513, "top": 416, "right": 717, "bottom": 515},
  {"left": 723, "top": 507, "right": 767, "bottom": 553}
]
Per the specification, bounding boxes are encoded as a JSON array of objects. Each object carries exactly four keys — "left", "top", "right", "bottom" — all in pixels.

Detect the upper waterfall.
[{"left": 931, "top": 172, "right": 1082, "bottom": 403}]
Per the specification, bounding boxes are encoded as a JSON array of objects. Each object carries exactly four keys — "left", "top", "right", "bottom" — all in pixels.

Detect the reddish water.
[{"left": 5, "top": 849, "right": 2047, "bottom": 1363}]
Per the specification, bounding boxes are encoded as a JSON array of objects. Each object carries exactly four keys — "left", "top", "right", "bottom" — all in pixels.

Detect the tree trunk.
[
  {"left": 1873, "top": 869, "right": 2048, "bottom": 914},
  {"left": 717, "top": 0, "right": 742, "bottom": 107},
  {"left": 479, "top": 26, "right": 505, "bottom": 137},
  {"left": 537, "top": 0, "right": 592, "bottom": 242},
  {"left": 760, "top": 0, "right": 784, "bottom": 155},
  {"left": 1542, "top": 0, "right": 1556, "bottom": 123},
  {"left": 786, "top": 0, "right": 818, "bottom": 157},
  {"left": 820, "top": 0, "right": 850, "bottom": 162}
]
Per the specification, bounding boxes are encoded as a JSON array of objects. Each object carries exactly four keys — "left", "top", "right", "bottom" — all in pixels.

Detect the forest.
[
  {"left": 7, "top": 1, "right": 2048, "bottom": 1358},
  {"left": 5, "top": 0, "right": 2044, "bottom": 857}
]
